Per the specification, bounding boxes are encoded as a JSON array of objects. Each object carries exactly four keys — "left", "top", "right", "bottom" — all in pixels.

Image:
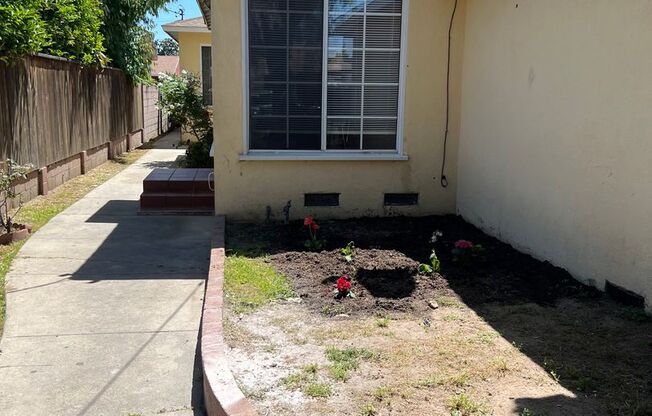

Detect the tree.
[
  {"left": 155, "top": 38, "right": 178, "bottom": 56},
  {"left": 0, "top": 0, "right": 106, "bottom": 66},
  {"left": 100, "top": 0, "right": 171, "bottom": 83}
]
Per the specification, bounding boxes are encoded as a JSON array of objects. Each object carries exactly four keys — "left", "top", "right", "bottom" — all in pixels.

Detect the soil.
[
  {"left": 225, "top": 215, "right": 652, "bottom": 416},
  {"left": 228, "top": 215, "right": 599, "bottom": 317}
]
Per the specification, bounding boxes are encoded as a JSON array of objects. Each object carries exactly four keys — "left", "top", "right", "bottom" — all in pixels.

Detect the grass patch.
[
  {"left": 375, "top": 317, "right": 390, "bottom": 328},
  {"left": 304, "top": 383, "right": 332, "bottom": 398},
  {"left": 224, "top": 255, "right": 293, "bottom": 313},
  {"left": 448, "top": 393, "right": 485, "bottom": 415},
  {"left": 325, "top": 347, "right": 377, "bottom": 382},
  {"left": 435, "top": 295, "right": 464, "bottom": 308},
  {"left": 360, "top": 403, "right": 377, "bottom": 416},
  {"left": 0, "top": 149, "right": 147, "bottom": 335},
  {"left": 281, "top": 365, "right": 332, "bottom": 398}
]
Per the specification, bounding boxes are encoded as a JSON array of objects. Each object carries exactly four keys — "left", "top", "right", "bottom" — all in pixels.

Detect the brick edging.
[{"left": 202, "top": 216, "right": 259, "bottom": 416}]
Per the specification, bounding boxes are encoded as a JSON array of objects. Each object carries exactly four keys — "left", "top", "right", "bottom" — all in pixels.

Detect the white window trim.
[
  {"left": 199, "top": 43, "right": 212, "bottom": 105},
  {"left": 240, "top": 0, "right": 410, "bottom": 161}
]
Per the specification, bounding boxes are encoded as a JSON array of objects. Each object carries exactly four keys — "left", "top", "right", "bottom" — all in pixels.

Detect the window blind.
[
  {"left": 247, "top": 0, "right": 403, "bottom": 152},
  {"left": 327, "top": 0, "right": 402, "bottom": 150},
  {"left": 248, "top": 0, "right": 324, "bottom": 150}
]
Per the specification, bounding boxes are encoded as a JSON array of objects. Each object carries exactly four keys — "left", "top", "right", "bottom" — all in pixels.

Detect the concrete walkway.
[{"left": 0, "top": 133, "right": 214, "bottom": 416}]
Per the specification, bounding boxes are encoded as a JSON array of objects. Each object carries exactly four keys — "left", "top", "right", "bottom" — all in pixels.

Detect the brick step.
[
  {"left": 140, "top": 192, "right": 215, "bottom": 210},
  {"left": 143, "top": 168, "right": 214, "bottom": 194}
]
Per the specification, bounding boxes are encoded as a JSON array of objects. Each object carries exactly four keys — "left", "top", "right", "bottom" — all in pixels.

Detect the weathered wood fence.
[
  {"left": 0, "top": 54, "right": 172, "bottom": 206},
  {"left": 0, "top": 54, "right": 143, "bottom": 167}
]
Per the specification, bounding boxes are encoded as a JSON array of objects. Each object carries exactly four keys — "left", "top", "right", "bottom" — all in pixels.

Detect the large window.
[{"left": 247, "top": 0, "right": 404, "bottom": 152}]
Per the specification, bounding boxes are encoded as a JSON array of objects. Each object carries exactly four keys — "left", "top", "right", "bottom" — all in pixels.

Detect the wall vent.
[
  {"left": 605, "top": 281, "right": 645, "bottom": 308},
  {"left": 304, "top": 193, "right": 340, "bottom": 207},
  {"left": 384, "top": 193, "right": 419, "bottom": 206}
]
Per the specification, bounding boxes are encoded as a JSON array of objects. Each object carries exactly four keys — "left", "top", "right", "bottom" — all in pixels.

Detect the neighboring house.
[
  {"left": 202, "top": 0, "right": 652, "bottom": 311},
  {"left": 150, "top": 55, "right": 180, "bottom": 80},
  {"left": 162, "top": 16, "right": 213, "bottom": 106}
]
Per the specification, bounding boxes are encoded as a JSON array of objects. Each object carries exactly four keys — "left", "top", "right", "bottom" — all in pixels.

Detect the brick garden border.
[{"left": 202, "top": 216, "right": 258, "bottom": 416}]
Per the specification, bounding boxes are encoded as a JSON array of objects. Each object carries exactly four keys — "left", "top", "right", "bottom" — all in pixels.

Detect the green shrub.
[
  {"left": 0, "top": 1, "right": 49, "bottom": 63},
  {"left": 158, "top": 71, "right": 214, "bottom": 168},
  {"left": 0, "top": 0, "right": 106, "bottom": 65}
]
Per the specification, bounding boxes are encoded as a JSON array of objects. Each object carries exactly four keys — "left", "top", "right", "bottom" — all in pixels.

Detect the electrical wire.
[{"left": 440, "top": 0, "right": 458, "bottom": 188}]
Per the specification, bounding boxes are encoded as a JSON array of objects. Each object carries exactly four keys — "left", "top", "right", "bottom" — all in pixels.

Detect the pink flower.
[
  {"left": 304, "top": 216, "right": 314, "bottom": 226},
  {"left": 455, "top": 240, "right": 474, "bottom": 249}
]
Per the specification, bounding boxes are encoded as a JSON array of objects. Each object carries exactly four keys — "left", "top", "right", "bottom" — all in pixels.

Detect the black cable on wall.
[{"left": 440, "top": 0, "right": 458, "bottom": 188}]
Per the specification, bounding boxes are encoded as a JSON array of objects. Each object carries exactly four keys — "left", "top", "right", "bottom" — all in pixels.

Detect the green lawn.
[{"left": 0, "top": 149, "right": 147, "bottom": 335}]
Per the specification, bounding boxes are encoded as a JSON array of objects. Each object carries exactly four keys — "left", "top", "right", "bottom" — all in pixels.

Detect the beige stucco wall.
[
  {"left": 178, "top": 31, "right": 211, "bottom": 76},
  {"left": 211, "top": 0, "right": 466, "bottom": 221},
  {"left": 457, "top": 0, "right": 652, "bottom": 309}
]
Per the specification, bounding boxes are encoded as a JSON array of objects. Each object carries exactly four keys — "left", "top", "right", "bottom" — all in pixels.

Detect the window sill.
[{"left": 238, "top": 152, "right": 409, "bottom": 161}]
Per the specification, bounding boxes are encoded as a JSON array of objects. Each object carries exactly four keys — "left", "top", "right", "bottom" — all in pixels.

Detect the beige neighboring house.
[
  {"left": 162, "top": 16, "right": 213, "bottom": 140},
  {"left": 200, "top": 0, "right": 652, "bottom": 311},
  {"left": 150, "top": 55, "right": 180, "bottom": 80}
]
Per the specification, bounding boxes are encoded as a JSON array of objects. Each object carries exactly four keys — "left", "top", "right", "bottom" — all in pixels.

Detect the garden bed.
[{"left": 224, "top": 216, "right": 652, "bottom": 416}]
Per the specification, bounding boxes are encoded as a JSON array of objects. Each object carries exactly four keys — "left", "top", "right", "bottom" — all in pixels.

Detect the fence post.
[
  {"left": 80, "top": 151, "right": 88, "bottom": 174},
  {"left": 38, "top": 167, "right": 48, "bottom": 196}
]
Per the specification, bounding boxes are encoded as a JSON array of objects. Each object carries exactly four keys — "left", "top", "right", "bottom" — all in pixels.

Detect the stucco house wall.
[
  {"left": 178, "top": 31, "right": 212, "bottom": 77},
  {"left": 457, "top": 0, "right": 652, "bottom": 309},
  {"left": 211, "top": 0, "right": 466, "bottom": 221}
]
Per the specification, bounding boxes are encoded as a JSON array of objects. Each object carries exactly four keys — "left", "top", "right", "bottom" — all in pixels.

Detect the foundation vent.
[
  {"left": 384, "top": 193, "right": 419, "bottom": 206},
  {"left": 304, "top": 193, "right": 340, "bottom": 207}
]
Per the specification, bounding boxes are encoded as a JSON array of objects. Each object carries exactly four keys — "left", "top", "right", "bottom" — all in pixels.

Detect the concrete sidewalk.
[{"left": 0, "top": 136, "right": 214, "bottom": 415}]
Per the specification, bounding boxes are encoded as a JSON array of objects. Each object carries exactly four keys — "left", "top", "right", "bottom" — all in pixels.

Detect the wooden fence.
[{"left": 0, "top": 54, "right": 143, "bottom": 168}]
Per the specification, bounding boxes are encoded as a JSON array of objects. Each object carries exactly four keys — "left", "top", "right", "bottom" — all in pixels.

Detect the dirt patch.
[
  {"left": 225, "top": 216, "right": 652, "bottom": 416},
  {"left": 270, "top": 249, "right": 449, "bottom": 316}
]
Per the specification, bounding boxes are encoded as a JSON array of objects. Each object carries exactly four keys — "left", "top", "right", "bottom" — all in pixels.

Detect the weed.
[
  {"left": 360, "top": 403, "right": 377, "bottom": 416},
  {"left": 491, "top": 357, "right": 509, "bottom": 374},
  {"left": 340, "top": 241, "right": 355, "bottom": 262},
  {"left": 304, "top": 382, "right": 331, "bottom": 398},
  {"left": 325, "top": 347, "right": 376, "bottom": 381},
  {"left": 415, "top": 374, "right": 444, "bottom": 388},
  {"left": 448, "top": 371, "right": 471, "bottom": 388},
  {"left": 303, "top": 363, "right": 319, "bottom": 374},
  {"left": 375, "top": 317, "right": 390, "bottom": 328},
  {"left": 373, "top": 386, "right": 394, "bottom": 402},
  {"left": 448, "top": 393, "right": 485, "bottom": 415}
]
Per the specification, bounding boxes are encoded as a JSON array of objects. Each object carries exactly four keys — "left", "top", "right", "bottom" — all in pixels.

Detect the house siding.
[
  {"left": 211, "top": 0, "right": 467, "bottom": 221},
  {"left": 457, "top": 0, "right": 652, "bottom": 309}
]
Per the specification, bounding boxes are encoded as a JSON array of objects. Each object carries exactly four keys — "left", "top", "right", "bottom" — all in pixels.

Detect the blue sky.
[{"left": 151, "top": 0, "right": 202, "bottom": 40}]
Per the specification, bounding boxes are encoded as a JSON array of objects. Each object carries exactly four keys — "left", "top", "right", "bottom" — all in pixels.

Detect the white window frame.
[
  {"left": 240, "top": 0, "right": 409, "bottom": 161},
  {"left": 199, "top": 43, "right": 213, "bottom": 106}
]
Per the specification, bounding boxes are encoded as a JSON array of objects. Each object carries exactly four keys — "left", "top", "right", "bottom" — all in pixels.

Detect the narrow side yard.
[
  {"left": 224, "top": 216, "right": 652, "bottom": 416},
  {"left": 0, "top": 149, "right": 145, "bottom": 334}
]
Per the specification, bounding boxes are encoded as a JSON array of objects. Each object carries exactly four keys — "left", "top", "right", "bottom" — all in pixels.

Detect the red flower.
[
  {"left": 311, "top": 222, "right": 320, "bottom": 231},
  {"left": 304, "top": 216, "right": 314, "bottom": 226},
  {"left": 455, "top": 240, "right": 474, "bottom": 249},
  {"left": 336, "top": 276, "right": 352, "bottom": 293}
]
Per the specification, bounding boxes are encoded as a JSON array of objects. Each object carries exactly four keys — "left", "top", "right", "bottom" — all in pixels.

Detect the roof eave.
[{"left": 196, "top": 0, "right": 211, "bottom": 29}]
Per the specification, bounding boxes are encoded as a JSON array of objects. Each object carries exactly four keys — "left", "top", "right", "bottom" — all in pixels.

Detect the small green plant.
[
  {"left": 360, "top": 403, "right": 377, "bottom": 416},
  {"left": 375, "top": 317, "right": 390, "bottom": 328},
  {"left": 340, "top": 241, "right": 355, "bottom": 262},
  {"left": 326, "top": 347, "right": 376, "bottom": 381},
  {"left": 0, "top": 160, "right": 34, "bottom": 234},
  {"left": 304, "top": 382, "right": 331, "bottom": 398},
  {"left": 448, "top": 393, "right": 484, "bottom": 415},
  {"left": 303, "top": 216, "right": 325, "bottom": 251},
  {"left": 420, "top": 230, "right": 443, "bottom": 274}
]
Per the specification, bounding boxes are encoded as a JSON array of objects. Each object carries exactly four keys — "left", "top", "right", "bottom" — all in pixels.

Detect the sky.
[{"left": 151, "top": 0, "right": 202, "bottom": 40}]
